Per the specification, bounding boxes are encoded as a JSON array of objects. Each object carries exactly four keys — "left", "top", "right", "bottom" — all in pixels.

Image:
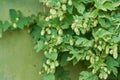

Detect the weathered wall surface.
[
  {"left": 0, "top": 0, "right": 43, "bottom": 80},
  {"left": 0, "top": 29, "right": 43, "bottom": 80}
]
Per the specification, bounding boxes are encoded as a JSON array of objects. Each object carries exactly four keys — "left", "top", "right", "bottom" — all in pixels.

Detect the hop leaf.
[
  {"left": 44, "top": 73, "right": 55, "bottom": 80},
  {"left": 45, "top": 52, "right": 58, "bottom": 61},
  {"left": 34, "top": 40, "right": 44, "bottom": 53},
  {"left": 79, "top": 71, "right": 98, "bottom": 80},
  {"left": 73, "top": 2, "right": 85, "bottom": 14},
  {"left": 106, "top": 56, "right": 119, "bottom": 76}
]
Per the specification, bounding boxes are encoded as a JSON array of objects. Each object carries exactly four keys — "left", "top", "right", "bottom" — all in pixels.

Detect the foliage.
[
  {"left": 79, "top": 71, "right": 98, "bottom": 80},
  {"left": 0, "top": 0, "right": 120, "bottom": 80}
]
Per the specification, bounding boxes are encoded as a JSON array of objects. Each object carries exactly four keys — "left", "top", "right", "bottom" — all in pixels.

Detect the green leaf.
[
  {"left": 113, "top": 1, "right": 120, "bottom": 7},
  {"left": 69, "top": 49, "right": 87, "bottom": 63},
  {"left": 44, "top": 73, "right": 55, "bottom": 80},
  {"left": 31, "top": 25, "right": 41, "bottom": 42},
  {"left": 111, "top": 36, "right": 120, "bottom": 43},
  {"left": 94, "top": 0, "right": 110, "bottom": 11},
  {"left": 73, "top": 2, "right": 85, "bottom": 14},
  {"left": 98, "top": 18, "right": 111, "bottom": 28},
  {"left": 75, "top": 38, "right": 86, "bottom": 45},
  {"left": 79, "top": 71, "right": 98, "bottom": 80},
  {"left": 93, "top": 28, "right": 112, "bottom": 41},
  {"left": 90, "top": 9, "right": 99, "bottom": 18},
  {"left": 34, "top": 40, "right": 44, "bottom": 53},
  {"left": 45, "top": 52, "right": 58, "bottom": 61},
  {"left": 61, "top": 15, "right": 73, "bottom": 29},
  {"left": 67, "top": 6, "right": 73, "bottom": 14},
  {"left": 104, "top": 2, "right": 115, "bottom": 11},
  {"left": 117, "top": 55, "right": 120, "bottom": 65},
  {"left": 106, "top": 56, "right": 119, "bottom": 76},
  {"left": 75, "top": 37, "right": 94, "bottom": 47},
  {"left": 98, "top": 12, "right": 111, "bottom": 20},
  {"left": 9, "top": 9, "right": 18, "bottom": 22},
  {"left": 61, "top": 22, "right": 69, "bottom": 29},
  {"left": 69, "top": 49, "right": 79, "bottom": 61},
  {"left": 16, "top": 17, "right": 29, "bottom": 29}
]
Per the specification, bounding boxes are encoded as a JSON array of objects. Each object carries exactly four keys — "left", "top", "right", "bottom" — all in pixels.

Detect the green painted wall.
[
  {"left": 0, "top": 0, "right": 43, "bottom": 80},
  {"left": 0, "top": 29, "right": 43, "bottom": 80},
  {"left": 0, "top": 0, "right": 81, "bottom": 80}
]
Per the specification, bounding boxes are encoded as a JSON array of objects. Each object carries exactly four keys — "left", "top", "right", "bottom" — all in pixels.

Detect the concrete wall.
[
  {"left": 0, "top": 0, "right": 43, "bottom": 80},
  {"left": 0, "top": 29, "right": 43, "bottom": 80}
]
